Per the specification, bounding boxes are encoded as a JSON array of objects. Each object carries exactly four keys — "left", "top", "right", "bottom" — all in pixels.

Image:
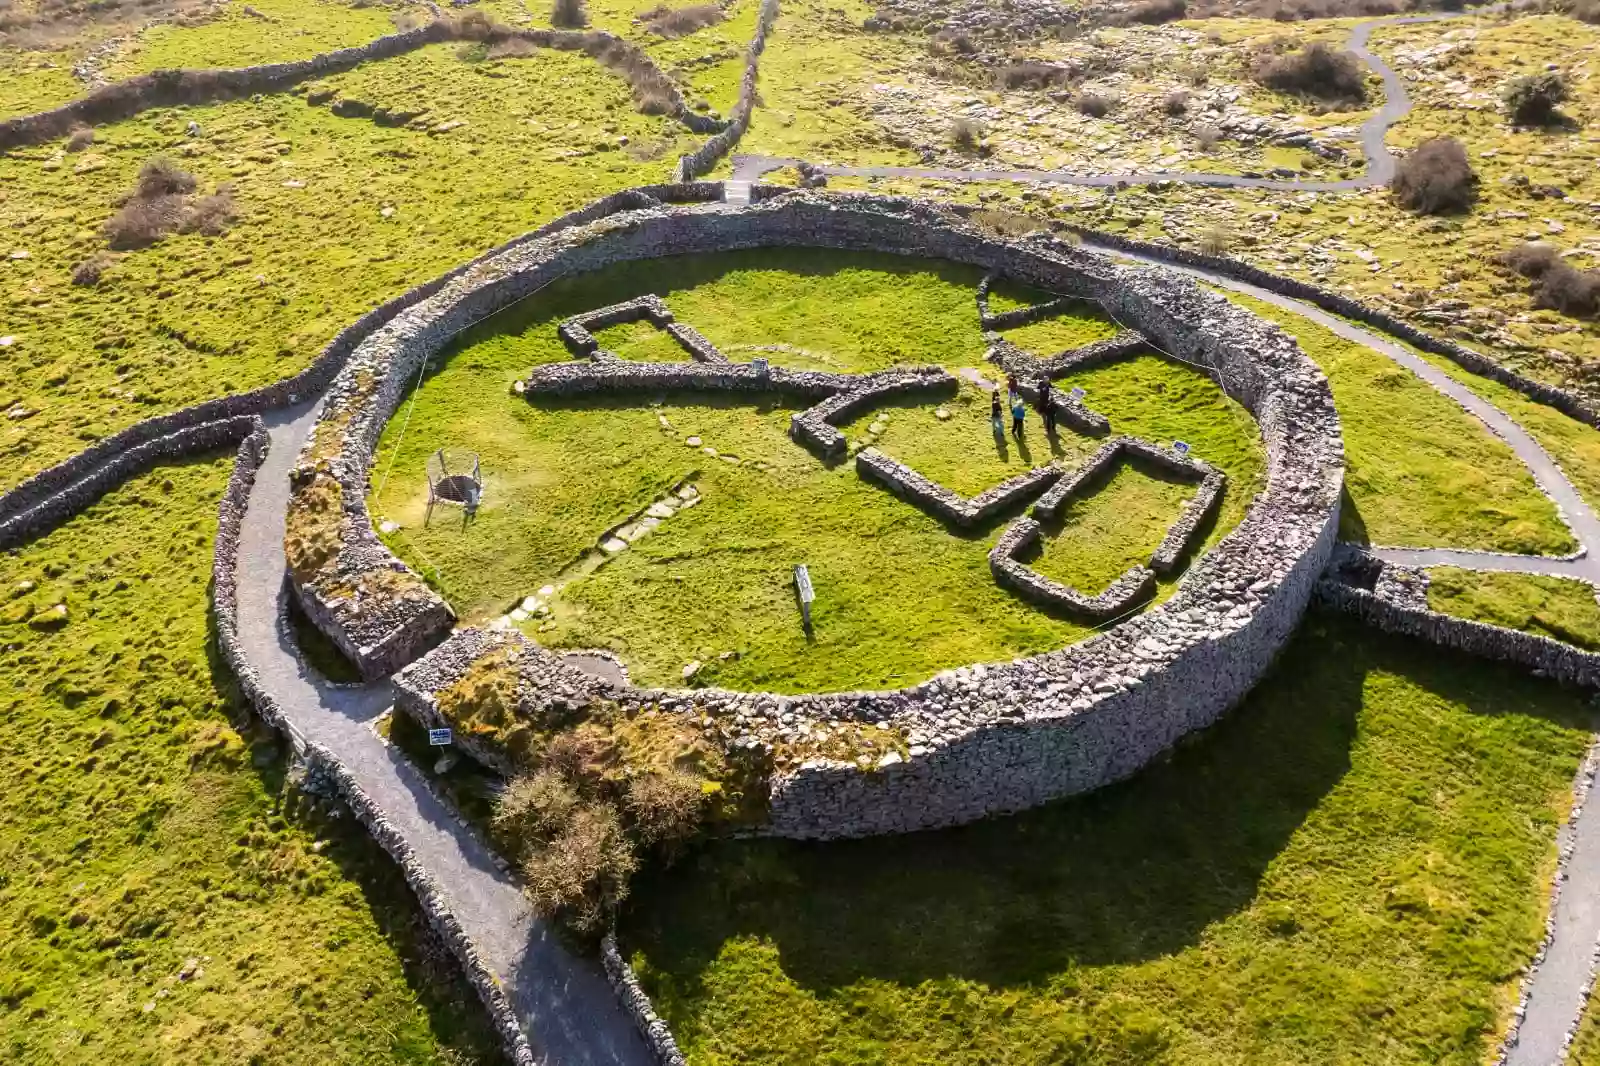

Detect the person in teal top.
[{"left": 1010, "top": 393, "right": 1026, "bottom": 438}]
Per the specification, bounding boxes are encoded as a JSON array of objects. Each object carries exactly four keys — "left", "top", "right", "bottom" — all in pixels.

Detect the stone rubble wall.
[
  {"left": 788, "top": 369, "right": 956, "bottom": 458},
  {"left": 1066, "top": 225, "right": 1600, "bottom": 431},
  {"left": 1037, "top": 330, "right": 1152, "bottom": 377},
  {"left": 989, "top": 516, "right": 1156, "bottom": 618},
  {"left": 1150, "top": 471, "right": 1225, "bottom": 576},
  {"left": 675, "top": 0, "right": 781, "bottom": 179},
  {"left": 559, "top": 294, "right": 676, "bottom": 354},
  {"left": 666, "top": 322, "right": 728, "bottom": 363},
  {"left": 523, "top": 357, "right": 854, "bottom": 401},
  {"left": 982, "top": 298, "right": 1072, "bottom": 332},
  {"left": 600, "top": 934, "right": 689, "bottom": 1066},
  {"left": 298, "top": 743, "right": 542, "bottom": 1066},
  {"left": 0, "top": 20, "right": 718, "bottom": 153},
  {"left": 1315, "top": 570, "right": 1600, "bottom": 689},
  {"left": 1004, "top": 374, "right": 1110, "bottom": 436},
  {"left": 1032, "top": 436, "right": 1126, "bottom": 520},
  {"left": 0, "top": 415, "right": 260, "bottom": 549},
  {"left": 318, "top": 191, "right": 1342, "bottom": 844},
  {"left": 856, "top": 447, "right": 1063, "bottom": 527}
]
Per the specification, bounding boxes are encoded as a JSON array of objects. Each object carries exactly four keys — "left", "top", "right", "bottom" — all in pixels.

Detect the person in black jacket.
[{"left": 1038, "top": 377, "right": 1056, "bottom": 436}]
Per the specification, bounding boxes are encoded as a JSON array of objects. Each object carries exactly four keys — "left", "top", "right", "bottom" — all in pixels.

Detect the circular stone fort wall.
[{"left": 294, "top": 189, "right": 1345, "bottom": 838}]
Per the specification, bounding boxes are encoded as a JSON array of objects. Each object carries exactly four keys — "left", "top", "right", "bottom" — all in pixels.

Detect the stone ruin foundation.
[{"left": 292, "top": 188, "right": 1345, "bottom": 838}]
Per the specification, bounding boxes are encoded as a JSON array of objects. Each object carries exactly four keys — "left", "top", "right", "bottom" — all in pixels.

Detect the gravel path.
[
  {"left": 235, "top": 405, "right": 653, "bottom": 1066},
  {"left": 731, "top": 8, "right": 1496, "bottom": 191}
]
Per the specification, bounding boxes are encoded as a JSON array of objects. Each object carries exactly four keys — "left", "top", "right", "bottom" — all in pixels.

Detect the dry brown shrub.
[
  {"left": 1163, "top": 90, "right": 1190, "bottom": 115},
  {"left": 641, "top": 2, "right": 723, "bottom": 37},
  {"left": 65, "top": 125, "right": 94, "bottom": 152},
  {"left": 1499, "top": 241, "right": 1560, "bottom": 279},
  {"left": 1390, "top": 136, "right": 1477, "bottom": 214},
  {"left": 520, "top": 804, "right": 637, "bottom": 936},
  {"left": 1076, "top": 91, "right": 1117, "bottom": 117},
  {"left": 1198, "top": 226, "right": 1232, "bottom": 255},
  {"left": 551, "top": 0, "right": 587, "bottom": 28},
  {"left": 996, "top": 61, "right": 1072, "bottom": 91},
  {"left": 71, "top": 251, "right": 114, "bottom": 286},
  {"left": 487, "top": 35, "right": 540, "bottom": 59},
  {"left": 1128, "top": 0, "right": 1186, "bottom": 22},
  {"left": 495, "top": 769, "right": 582, "bottom": 850},
  {"left": 1535, "top": 263, "right": 1600, "bottom": 317},
  {"left": 625, "top": 770, "right": 704, "bottom": 846},
  {"left": 950, "top": 116, "right": 983, "bottom": 150},
  {"left": 135, "top": 155, "right": 196, "bottom": 199},
  {"left": 447, "top": 8, "right": 495, "bottom": 39},
  {"left": 102, "top": 193, "right": 185, "bottom": 249},
  {"left": 181, "top": 184, "right": 236, "bottom": 235},
  {"left": 1195, "top": 125, "right": 1222, "bottom": 151},
  {"left": 1253, "top": 41, "right": 1366, "bottom": 104},
  {"left": 972, "top": 209, "right": 1043, "bottom": 237}
]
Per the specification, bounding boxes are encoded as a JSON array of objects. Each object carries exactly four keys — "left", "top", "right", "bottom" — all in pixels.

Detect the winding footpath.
[
  {"left": 731, "top": 7, "right": 1498, "bottom": 192},
  {"left": 233, "top": 405, "right": 653, "bottom": 1066}
]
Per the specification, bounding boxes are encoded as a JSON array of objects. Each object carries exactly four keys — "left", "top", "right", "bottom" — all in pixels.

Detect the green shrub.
[{"left": 1503, "top": 71, "right": 1568, "bottom": 125}]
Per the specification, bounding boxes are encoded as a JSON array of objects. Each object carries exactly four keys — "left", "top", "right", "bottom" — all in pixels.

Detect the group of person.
[{"left": 991, "top": 374, "right": 1057, "bottom": 438}]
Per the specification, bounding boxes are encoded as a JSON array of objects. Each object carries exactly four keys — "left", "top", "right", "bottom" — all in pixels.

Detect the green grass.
[
  {"left": 619, "top": 611, "right": 1594, "bottom": 1066},
  {"left": 1225, "top": 292, "right": 1574, "bottom": 556},
  {"left": 1410, "top": 350, "right": 1600, "bottom": 539},
  {"left": 0, "top": 456, "right": 503, "bottom": 1064},
  {"left": 0, "top": 51, "right": 84, "bottom": 120},
  {"left": 1000, "top": 311, "right": 1121, "bottom": 357},
  {"left": 370, "top": 250, "right": 1263, "bottom": 693},
  {"left": 1033, "top": 463, "right": 1195, "bottom": 594},
  {"left": 0, "top": 40, "right": 694, "bottom": 493},
  {"left": 111, "top": 0, "right": 399, "bottom": 77},
  {"left": 1427, "top": 568, "right": 1600, "bottom": 652}
]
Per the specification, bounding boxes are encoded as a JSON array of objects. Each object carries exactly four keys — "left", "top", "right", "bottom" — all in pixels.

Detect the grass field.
[
  {"left": 0, "top": 39, "right": 693, "bottom": 494},
  {"left": 1427, "top": 568, "right": 1600, "bottom": 651},
  {"left": 0, "top": 457, "right": 502, "bottom": 1064},
  {"left": 1225, "top": 292, "right": 1574, "bottom": 555},
  {"left": 619, "top": 611, "right": 1594, "bottom": 1066},
  {"left": 369, "top": 249, "right": 1264, "bottom": 693}
]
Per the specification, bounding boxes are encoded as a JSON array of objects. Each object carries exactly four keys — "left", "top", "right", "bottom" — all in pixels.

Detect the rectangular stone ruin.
[
  {"left": 556, "top": 294, "right": 675, "bottom": 358},
  {"left": 1038, "top": 331, "right": 1150, "bottom": 377},
  {"left": 787, "top": 368, "right": 956, "bottom": 458},
  {"left": 988, "top": 517, "right": 1156, "bottom": 620},
  {"left": 855, "top": 447, "right": 1063, "bottom": 528}
]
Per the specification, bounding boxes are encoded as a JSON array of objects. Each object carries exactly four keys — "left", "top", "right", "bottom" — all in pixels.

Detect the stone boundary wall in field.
[
  {"left": 600, "top": 934, "right": 689, "bottom": 1066},
  {"left": 0, "top": 21, "right": 718, "bottom": 153},
  {"left": 1060, "top": 225, "right": 1600, "bottom": 430},
  {"left": 675, "top": 0, "right": 781, "bottom": 179},
  {"left": 208, "top": 426, "right": 543, "bottom": 1066},
  {"left": 0, "top": 415, "right": 259, "bottom": 549},
  {"left": 0, "top": 183, "right": 726, "bottom": 540},
  {"left": 1315, "top": 562, "right": 1600, "bottom": 689},
  {"left": 334, "top": 191, "right": 1344, "bottom": 840}
]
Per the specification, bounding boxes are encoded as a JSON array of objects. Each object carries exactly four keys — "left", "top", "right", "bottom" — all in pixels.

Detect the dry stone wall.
[
  {"left": 331, "top": 190, "right": 1343, "bottom": 839},
  {"left": 0, "top": 21, "right": 717, "bottom": 153},
  {"left": 0, "top": 415, "right": 259, "bottom": 549},
  {"left": 675, "top": 0, "right": 781, "bottom": 179},
  {"left": 1317, "top": 550, "right": 1600, "bottom": 689},
  {"left": 989, "top": 517, "right": 1156, "bottom": 619},
  {"left": 1065, "top": 225, "right": 1600, "bottom": 431},
  {"left": 209, "top": 428, "right": 543, "bottom": 1066}
]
